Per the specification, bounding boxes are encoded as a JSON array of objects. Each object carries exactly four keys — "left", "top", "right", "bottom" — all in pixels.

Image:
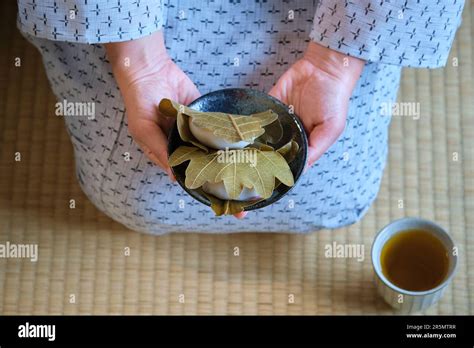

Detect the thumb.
[
  {"left": 269, "top": 82, "right": 284, "bottom": 102},
  {"left": 134, "top": 120, "right": 174, "bottom": 178},
  {"left": 306, "top": 120, "right": 345, "bottom": 168},
  {"left": 182, "top": 82, "right": 201, "bottom": 105}
]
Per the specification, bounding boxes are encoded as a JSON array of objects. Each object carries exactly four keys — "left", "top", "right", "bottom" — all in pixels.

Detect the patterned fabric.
[
  {"left": 311, "top": 0, "right": 464, "bottom": 68},
  {"left": 17, "top": 0, "right": 464, "bottom": 234},
  {"left": 17, "top": 0, "right": 165, "bottom": 43}
]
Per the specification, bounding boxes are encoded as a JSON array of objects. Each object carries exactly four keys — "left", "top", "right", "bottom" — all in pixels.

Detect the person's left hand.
[
  {"left": 269, "top": 42, "right": 365, "bottom": 169},
  {"left": 240, "top": 43, "right": 364, "bottom": 219}
]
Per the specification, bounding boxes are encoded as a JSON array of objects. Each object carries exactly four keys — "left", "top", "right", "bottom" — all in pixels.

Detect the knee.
[{"left": 77, "top": 165, "right": 179, "bottom": 235}]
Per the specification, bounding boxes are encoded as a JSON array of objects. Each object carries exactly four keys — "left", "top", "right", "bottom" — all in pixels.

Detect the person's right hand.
[
  {"left": 105, "top": 30, "right": 200, "bottom": 178},
  {"left": 106, "top": 32, "right": 247, "bottom": 219}
]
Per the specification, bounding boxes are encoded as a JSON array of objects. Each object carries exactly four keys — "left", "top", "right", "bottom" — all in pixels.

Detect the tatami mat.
[{"left": 0, "top": 1, "right": 472, "bottom": 315}]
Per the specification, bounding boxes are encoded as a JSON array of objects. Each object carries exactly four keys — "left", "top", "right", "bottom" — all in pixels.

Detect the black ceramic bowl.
[{"left": 167, "top": 88, "right": 308, "bottom": 211}]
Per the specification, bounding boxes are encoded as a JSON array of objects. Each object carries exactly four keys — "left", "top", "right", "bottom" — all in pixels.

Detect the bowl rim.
[
  {"left": 167, "top": 87, "right": 308, "bottom": 211},
  {"left": 371, "top": 217, "right": 458, "bottom": 296}
]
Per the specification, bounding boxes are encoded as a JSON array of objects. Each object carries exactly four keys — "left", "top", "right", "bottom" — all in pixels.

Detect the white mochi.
[
  {"left": 189, "top": 118, "right": 253, "bottom": 150},
  {"left": 202, "top": 181, "right": 261, "bottom": 201}
]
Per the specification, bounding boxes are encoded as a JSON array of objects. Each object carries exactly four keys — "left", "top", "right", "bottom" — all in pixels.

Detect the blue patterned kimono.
[{"left": 17, "top": 0, "right": 465, "bottom": 234}]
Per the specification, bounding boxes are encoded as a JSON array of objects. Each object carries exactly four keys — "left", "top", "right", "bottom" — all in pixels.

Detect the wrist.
[
  {"left": 105, "top": 30, "right": 169, "bottom": 83},
  {"left": 304, "top": 42, "right": 365, "bottom": 87}
]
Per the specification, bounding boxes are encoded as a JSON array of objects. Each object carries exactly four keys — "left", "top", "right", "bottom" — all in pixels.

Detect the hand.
[
  {"left": 105, "top": 32, "right": 247, "bottom": 218},
  {"left": 105, "top": 31, "right": 201, "bottom": 178},
  {"left": 270, "top": 42, "right": 365, "bottom": 168}
]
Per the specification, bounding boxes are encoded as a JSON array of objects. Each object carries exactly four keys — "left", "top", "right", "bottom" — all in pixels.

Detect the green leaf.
[
  {"left": 276, "top": 140, "right": 300, "bottom": 163},
  {"left": 199, "top": 189, "right": 264, "bottom": 216},
  {"left": 159, "top": 99, "right": 208, "bottom": 152},
  {"left": 258, "top": 117, "right": 283, "bottom": 144},
  {"left": 168, "top": 146, "right": 204, "bottom": 166},
  {"left": 169, "top": 146, "right": 294, "bottom": 201},
  {"left": 192, "top": 110, "right": 278, "bottom": 143},
  {"left": 158, "top": 98, "right": 278, "bottom": 144},
  {"left": 249, "top": 141, "right": 274, "bottom": 151},
  {"left": 245, "top": 150, "right": 294, "bottom": 198}
]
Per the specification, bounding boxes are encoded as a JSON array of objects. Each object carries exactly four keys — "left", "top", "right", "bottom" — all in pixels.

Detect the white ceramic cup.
[{"left": 371, "top": 217, "right": 458, "bottom": 313}]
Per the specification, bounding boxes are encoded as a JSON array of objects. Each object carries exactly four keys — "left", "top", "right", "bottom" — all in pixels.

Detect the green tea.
[{"left": 381, "top": 229, "right": 449, "bottom": 292}]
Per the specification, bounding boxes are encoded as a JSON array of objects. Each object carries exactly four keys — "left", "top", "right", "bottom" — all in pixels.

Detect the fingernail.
[{"left": 234, "top": 211, "right": 247, "bottom": 219}]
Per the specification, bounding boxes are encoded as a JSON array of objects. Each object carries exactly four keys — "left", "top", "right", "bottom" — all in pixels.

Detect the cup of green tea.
[{"left": 371, "top": 217, "right": 458, "bottom": 313}]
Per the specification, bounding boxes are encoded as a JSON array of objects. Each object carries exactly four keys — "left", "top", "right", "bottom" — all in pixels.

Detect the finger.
[
  {"left": 139, "top": 142, "right": 165, "bottom": 167},
  {"left": 136, "top": 121, "right": 174, "bottom": 178},
  {"left": 233, "top": 211, "right": 248, "bottom": 219},
  {"left": 158, "top": 84, "right": 201, "bottom": 131},
  {"left": 136, "top": 141, "right": 176, "bottom": 180},
  {"left": 306, "top": 121, "right": 345, "bottom": 168},
  {"left": 304, "top": 148, "right": 318, "bottom": 173},
  {"left": 268, "top": 83, "right": 284, "bottom": 102},
  {"left": 168, "top": 171, "right": 176, "bottom": 182},
  {"left": 182, "top": 83, "right": 201, "bottom": 105}
]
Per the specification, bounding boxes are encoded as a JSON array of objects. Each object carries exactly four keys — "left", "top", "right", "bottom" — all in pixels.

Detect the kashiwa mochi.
[
  {"left": 202, "top": 181, "right": 261, "bottom": 201},
  {"left": 189, "top": 118, "right": 252, "bottom": 149}
]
